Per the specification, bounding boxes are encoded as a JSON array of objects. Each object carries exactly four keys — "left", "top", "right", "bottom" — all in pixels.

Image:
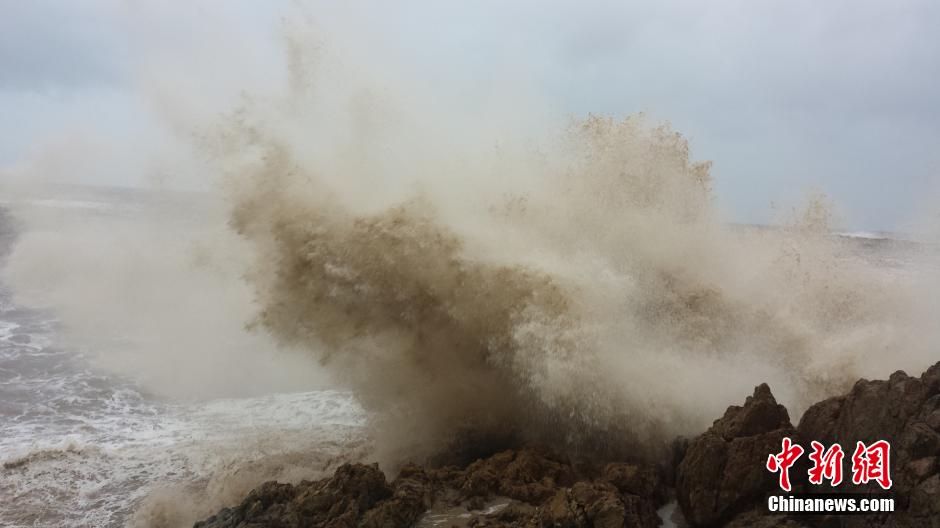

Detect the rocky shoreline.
[{"left": 195, "top": 361, "right": 940, "bottom": 527}]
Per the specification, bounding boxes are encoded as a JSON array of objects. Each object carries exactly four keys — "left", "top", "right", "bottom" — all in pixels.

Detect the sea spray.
[{"left": 208, "top": 47, "right": 938, "bottom": 464}]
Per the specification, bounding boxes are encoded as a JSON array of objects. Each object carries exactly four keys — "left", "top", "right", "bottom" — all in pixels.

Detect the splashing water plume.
[{"left": 206, "top": 37, "right": 937, "bottom": 466}]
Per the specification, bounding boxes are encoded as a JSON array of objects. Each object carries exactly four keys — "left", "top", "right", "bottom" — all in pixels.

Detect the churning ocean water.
[
  {"left": 0, "top": 193, "right": 367, "bottom": 527},
  {"left": 0, "top": 304, "right": 366, "bottom": 526}
]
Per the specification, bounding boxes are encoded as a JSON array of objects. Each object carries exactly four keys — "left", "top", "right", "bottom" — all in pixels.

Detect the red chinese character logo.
[
  {"left": 807, "top": 441, "right": 844, "bottom": 486},
  {"left": 767, "top": 437, "right": 804, "bottom": 491},
  {"left": 851, "top": 440, "right": 892, "bottom": 490}
]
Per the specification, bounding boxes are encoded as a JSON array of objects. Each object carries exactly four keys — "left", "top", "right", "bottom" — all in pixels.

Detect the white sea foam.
[
  {"left": 0, "top": 306, "right": 366, "bottom": 527},
  {"left": 839, "top": 230, "right": 892, "bottom": 240},
  {"left": 1, "top": 386, "right": 366, "bottom": 527}
]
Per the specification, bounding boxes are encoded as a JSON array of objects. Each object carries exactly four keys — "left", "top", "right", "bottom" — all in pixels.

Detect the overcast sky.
[{"left": 1, "top": 0, "right": 938, "bottom": 231}]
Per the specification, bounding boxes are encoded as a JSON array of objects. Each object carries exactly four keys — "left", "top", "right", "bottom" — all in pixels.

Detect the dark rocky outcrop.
[
  {"left": 674, "top": 361, "right": 940, "bottom": 528},
  {"left": 530, "top": 480, "right": 660, "bottom": 528},
  {"left": 676, "top": 383, "right": 795, "bottom": 527},
  {"left": 194, "top": 448, "right": 665, "bottom": 528},
  {"left": 796, "top": 362, "right": 940, "bottom": 527},
  {"left": 193, "top": 463, "right": 409, "bottom": 528},
  {"left": 196, "top": 360, "right": 940, "bottom": 528},
  {"left": 456, "top": 448, "right": 577, "bottom": 504},
  {"left": 360, "top": 464, "right": 433, "bottom": 528}
]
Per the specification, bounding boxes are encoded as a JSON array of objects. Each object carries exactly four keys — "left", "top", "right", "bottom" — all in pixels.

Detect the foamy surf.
[{"left": 0, "top": 298, "right": 367, "bottom": 527}]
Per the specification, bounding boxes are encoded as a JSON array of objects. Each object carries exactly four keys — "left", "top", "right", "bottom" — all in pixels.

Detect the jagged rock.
[
  {"left": 194, "top": 361, "right": 940, "bottom": 528},
  {"left": 193, "top": 463, "right": 410, "bottom": 528},
  {"left": 454, "top": 448, "right": 576, "bottom": 504},
  {"left": 531, "top": 481, "right": 659, "bottom": 528},
  {"left": 672, "top": 360, "right": 940, "bottom": 528},
  {"left": 603, "top": 462, "right": 665, "bottom": 505},
  {"left": 797, "top": 361, "right": 940, "bottom": 527},
  {"left": 360, "top": 464, "right": 433, "bottom": 528},
  {"left": 195, "top": 448, "right": 664, "bottom": 528},
  {"left": 440, "top": 448, "right": 662, "bottom": 528},
  {"left": 676, "top": 383, "right": 795, "bottom": 527}
]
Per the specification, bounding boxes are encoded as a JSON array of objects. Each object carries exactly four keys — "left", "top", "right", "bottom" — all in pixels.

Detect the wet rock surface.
[
  {"left": 795, "top": 362, "right": 940, "bottom": 527},
  {"left": 676, "top": 383, "right": 795, "bottom": 527},
  {"left": 193, "top": 463, "right": 404, "bottom": 528},
  {"left": 194, "top": 448, "right": 666, "bottom": 528},
  {"left": 195, "top": 361, "right": 940, "bottom": 528},
  {"left": 675, "top": 360, "right": 940, "bottom": 527}
]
